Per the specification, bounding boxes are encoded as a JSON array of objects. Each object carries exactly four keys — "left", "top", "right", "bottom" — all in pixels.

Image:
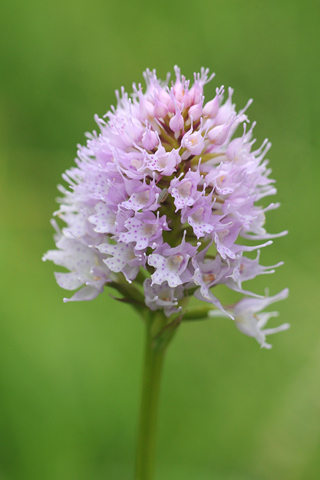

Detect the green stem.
[{"left": 135, "top": 320, "right": 166, "bottom": 480}]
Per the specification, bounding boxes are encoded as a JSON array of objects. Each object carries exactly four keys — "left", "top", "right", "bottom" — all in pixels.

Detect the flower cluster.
[{"left": 44, "top": 66, "right": 289, "bottom": 347}]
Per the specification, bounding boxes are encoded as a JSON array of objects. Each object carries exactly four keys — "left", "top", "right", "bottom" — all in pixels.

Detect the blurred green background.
[{"left": 1, "top": 0, "right": 320, "bottom": 479}]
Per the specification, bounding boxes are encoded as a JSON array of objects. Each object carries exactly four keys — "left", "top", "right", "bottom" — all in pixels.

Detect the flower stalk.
[{"left": 135, "top": 312, "right": 167, "bottom": 480}]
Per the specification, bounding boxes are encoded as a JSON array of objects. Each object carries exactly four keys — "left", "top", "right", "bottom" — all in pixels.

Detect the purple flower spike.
[{"left": 44, "top": 66, "right": 288, "bottom": 347}]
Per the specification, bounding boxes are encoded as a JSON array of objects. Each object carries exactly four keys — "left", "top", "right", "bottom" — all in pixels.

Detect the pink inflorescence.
[{"left": 44, "top": 66, "right": 289, "bottom": 348}]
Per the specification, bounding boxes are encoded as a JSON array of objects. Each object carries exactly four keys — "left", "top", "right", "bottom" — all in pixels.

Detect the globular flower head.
[{"left": 43, "top": 66, "right": 288, "bottom": 347}]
